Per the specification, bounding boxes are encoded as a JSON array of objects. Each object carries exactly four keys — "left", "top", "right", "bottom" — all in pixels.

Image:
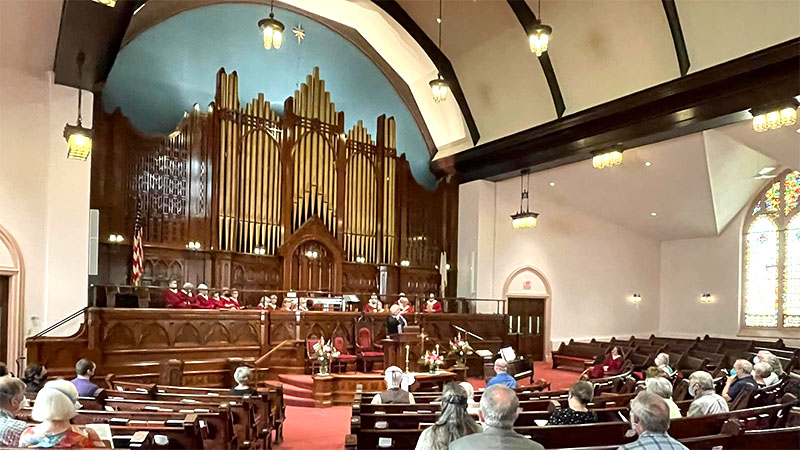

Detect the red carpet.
[{"left": 277, "top": 362, "right": 579, "bottom": 449}]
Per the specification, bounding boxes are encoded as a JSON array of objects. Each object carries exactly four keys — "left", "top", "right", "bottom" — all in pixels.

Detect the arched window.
[{"left": 743, "top": 170, "right": 800, "bottom": 332}]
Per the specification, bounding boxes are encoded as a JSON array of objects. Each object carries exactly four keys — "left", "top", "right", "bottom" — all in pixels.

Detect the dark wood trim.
[
  {"left": 505, "top": 0, "right": 565, "bottom": 118},
  {"left": 370, "top": 0, "right": 481, "bottom": 145},
  {"left": 661, "top": 0, "right": 691, "bottom": 77},
  {"left": 431, "top": 38, "right": 800, "bottom": 182}
]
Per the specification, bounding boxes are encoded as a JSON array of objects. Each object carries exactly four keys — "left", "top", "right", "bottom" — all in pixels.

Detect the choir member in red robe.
[
  {"left": 258, "top": 295, "right": 278, "bottom": 310},
  {"left": 423, "top": 293, "right": 443, "bottom": 313},
  {"left": 190, "top": 283, "right": 215, "bottom": 309},
  {"left": 280, "top": 298, "right": 294, "bottom": 311},
  {"left": 584, "top": 346, "right": 624, "bottom": 379},
  {"left": 219, "top": 288, "right": 242, "bottom": 309},
  {"left": 164, "top": 280, "right": 190, "bottom": 308},
  {"left": 393, "top": 294, "right": 414, "bottom": 314},
  {"left": 364, "top": 293, "right": 384, "bottom": 313}
]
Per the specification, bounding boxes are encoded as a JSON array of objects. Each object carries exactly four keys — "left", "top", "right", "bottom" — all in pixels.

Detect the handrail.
[
  {"left": 28, "top": 306, "right": 88, "bottom": 341},
  {"left": 255, "top": 340, "right": 292, "bottom": 366},
  {"left": 451, "top": 324, "right": 485, "bottom": 341}
]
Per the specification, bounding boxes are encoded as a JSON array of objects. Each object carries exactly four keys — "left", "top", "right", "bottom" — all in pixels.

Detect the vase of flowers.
[
  {"left": 312, "top": 337, "right": 340, "bottom": 376},
  {"left": 421, "top": 349, "right": 444, "bottom": 374},
  {"left": 447, "top": 334, "right": 474, "bottom": 368}
]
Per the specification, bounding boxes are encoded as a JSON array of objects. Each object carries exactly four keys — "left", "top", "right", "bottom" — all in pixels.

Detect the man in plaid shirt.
[
  {"left": 0, "top": 377, "right": 28, "bottom": 447},
  {"left": 619, "top": 392, "right": 688, "bottom": 450}
]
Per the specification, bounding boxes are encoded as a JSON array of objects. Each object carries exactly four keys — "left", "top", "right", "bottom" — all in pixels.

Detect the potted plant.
[
  {"left": 312, "top": 337, "right": 340, "bottom": 376},
  {"left": 447, "top": 334, "right": 474, "bottom": 368},
  {"left": 421, "top": 349, "right": 444, "bottom": 374}
]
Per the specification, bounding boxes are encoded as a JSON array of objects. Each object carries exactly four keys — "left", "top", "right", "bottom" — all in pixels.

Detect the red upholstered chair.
[
  {"left": 332, "top": 336, "right": 357, "bottom": 373},
  {"left": 306, "top": 336, "right": 320, "bottom": 374},
  {"left": 356, "top": 327, "right": 384, "bottom": 372}
]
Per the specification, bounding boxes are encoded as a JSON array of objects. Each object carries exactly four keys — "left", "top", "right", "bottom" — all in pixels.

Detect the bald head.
[
  {"left": 630, "top": 391, "right": 670, "bottom": 434},
  {"left": 494, "top": 359, "right": 508, "bottom": 373},
  {"left": 479, "top": 384, "right": 519, "bottom": 428}
]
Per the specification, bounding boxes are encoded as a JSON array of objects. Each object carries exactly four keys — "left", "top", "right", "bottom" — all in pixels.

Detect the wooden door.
[
  {"left": 507, "top": 297, "right": 546, "bottom": 361},
  {"left": 0, "top": 276, "right": 8, "bottom": 364},
  {"left": 291, "top": 241, "right": 333, "bottom": 292}
]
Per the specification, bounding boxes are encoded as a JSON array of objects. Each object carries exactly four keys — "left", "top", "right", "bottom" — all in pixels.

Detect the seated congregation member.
[
  {"left": 645, "top": 376, "right": 681, "bottom": 419},
  {"left": 450, "top": 385, "right": 544, "bottom": 450},
  {"left": 459, "top": 381, "right": 481, "bottom": 415},
  {"left": 414, "top": 382, "right": 480, "bottom": 450},
  {"left": 686, "top": 371, "right": 728, "bottom": 417},
  {"left": 486, "top": 359, "right": 517, "bottom": 389},
  {"left": 756, "top": 351, "right": 783, "bottom": 384},
  {"left": 753, "top": 362, "right": 774, "bottom": 387},
  {"left": 364, "top": 293, "right": 384, "bottom": 313},
  {"left": 654, "top": 353, "right": 676, "bottom": 377},
  {"left": 163, "top": 279, "right": 189, "bottom": 308},
  {"left": 386, "top": 305, "right": 408, "bottom": 335},
  {"left": 585, "top": 346, "right": 623, "bottom": 379},
  {"left": 644, "top": 366, "right": 669, "bottom": 379},
  {"left": 0, "top": 376, "right": 28, "bottom": 447},
  {"left": 20, "top": 380, "right": 106, "bottom": 448},
  {"left": 371, "top": 366, "right": 414, "bottom": 404},
  {"left": 0, "top": 362, "right": 8, "bottom": 377},
  {"left": 618, "top": 392, "right": 688, "bottom": 450},
  {"left": 22, "top": 364, "right": 48, "bottom": 393},
  {"left": 229, "top": 367, "right": 259, "bottom": 396},
  {"left": 70, "top": 359, "right": 101, "bottom": 398},
  {"left": 423, "top": 293, "right": 442, "bottom": 313},
  {"left": 548, "top": 380, "right": 596, "bottom": 425},
  {"left": 722, "top": 359, "right": 756, "bottom": 402}
]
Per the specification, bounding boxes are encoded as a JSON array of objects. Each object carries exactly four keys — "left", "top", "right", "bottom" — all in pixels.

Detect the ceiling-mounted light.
[
  {"left": 751, "top": 99, "right": 798, "bottom": 132},
  {"left": 258, "top": 0, "right": 284, "bottom": 51},
  {"left": 511, "top": 169, "right": 539, "bottom": 229},
  {"left": 65, "top": 52, "right": 93, "bottom": 161},
  {"left": 528, "top": 0, "right": 552, "bottom": 57},
  {"left": 92, "top": 0, "right": 116, "bottom": 7},
  {"left": 430, "top": 0, "right": 448, "bottom": 102},
  {"left": 591, "top": 146, "right": 624, "bottom": 169}
]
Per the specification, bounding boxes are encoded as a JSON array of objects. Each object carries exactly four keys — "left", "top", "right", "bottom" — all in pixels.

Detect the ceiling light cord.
[
  {"left": 76, "top": 52, "right": 85, "bottom": 126},
  {"left": 437, "top": 0, "right": 443, "bottom": 74}
]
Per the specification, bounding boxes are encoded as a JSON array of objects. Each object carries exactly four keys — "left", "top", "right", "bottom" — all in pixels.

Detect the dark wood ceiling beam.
[
  {"left": 431, "top": 38, "right": 800, "bottom": 182},
  {"left": 662, "top": 0, "right": 691, "bottom": 76},
  {"left": 370, "top": 0, "right": 480, "bottom": 145},
  {"left": 505, "top": 0, "right": 565, "bottom": 118}
]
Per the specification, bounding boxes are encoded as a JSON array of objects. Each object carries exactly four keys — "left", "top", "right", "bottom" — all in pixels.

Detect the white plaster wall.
[{"left": 457, "top": 181, "right": 496, "bottom": 313}]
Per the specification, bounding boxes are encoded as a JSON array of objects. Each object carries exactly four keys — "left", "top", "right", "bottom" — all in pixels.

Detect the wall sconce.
[
  {"left": 445, "top": 263, "right": 451, "bottom": 270},
  {"left": 700, "top": 293, "right": 713, "bottom": 304},
  {"left": 630, "top": 293, "right": 642, "bottom": 304},
  {"left": 253, "top": 247, "right": 266, "bottom": 255},
  {"left": 355, "top": 256, "right": 366, "bottom": 263},
  {"left": 186, "top": 241, "right": 201, "bottom": 250},
  {"left": 400, "top": 260, "right": 411, "bottom": 267},
  {"left": 108, "top": 234, "right": 124, "bottom": 243},
  {"left": 305, "top": 249, "right": 319, "bottom": 259}
]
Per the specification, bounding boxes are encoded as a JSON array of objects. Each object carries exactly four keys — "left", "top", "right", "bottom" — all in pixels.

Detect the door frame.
[
  {"left": 502, "top": 265, "right": 552, "bottom": 362},
  {"left": 0, "top": 223, "right": 25, "bottom": 370}
]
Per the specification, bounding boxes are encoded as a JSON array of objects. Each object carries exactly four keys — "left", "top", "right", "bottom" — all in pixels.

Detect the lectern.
[{"left": 382, "top": 325, "right": 422, "bottom": 372}]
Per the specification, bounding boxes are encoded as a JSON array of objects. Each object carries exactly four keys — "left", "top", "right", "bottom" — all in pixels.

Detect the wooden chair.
[
  {"left": 305, "top": 335, "right": 321, "bottom": 374},
  {"left": 355, "top": 327, "right": 384, "bottom": 372},
  {"left": 333, "top": 335, "right": 357, "bottom": 373}
]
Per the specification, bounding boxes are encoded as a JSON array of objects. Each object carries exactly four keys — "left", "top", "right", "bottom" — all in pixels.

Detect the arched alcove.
[
  {"left": 0, "top": 223, "right": 25, "bottom": 368},
  {"left": 502, "top": 265, "right": 552, "bottom": 362}
]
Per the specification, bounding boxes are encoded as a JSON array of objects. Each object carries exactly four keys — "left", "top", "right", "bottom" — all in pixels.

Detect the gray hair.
[
  {"left": 479, "top": 385, "right": 519, "bottom": 429},
  {"left": 656, "top": 353, "right": 670, "bottom": 366},
  {"left": 569, "top": 380, "right": 594, "bottom": 405},
  {"left": 689, "top": 371, "right": 714, "bottom": 391},
  {"left": 735, "top": 359, "right": 753, "bottom": 375},
  {"left": 233, "top": 366, "right": 253, "bottom": 385},
  {"left": 494, "top": 359, "right": 508, "bottom": 373},
  {"left": 762, "top": 354, "right": 784, "bottom": 376},
  {"left": 630, "top": 392, "right": 670, "bottom": 433},
  {"left": 0, "top": 377, "right": 26, "bottom": 408},
  {"left": 384, "top": 366, "right": 403, "bottom": 389},
  {"left": 645, "top": 376, "right": 673, "bottom": 400},
  {"left": 753, "top": 362, "right": 772, "bottom": 379}
]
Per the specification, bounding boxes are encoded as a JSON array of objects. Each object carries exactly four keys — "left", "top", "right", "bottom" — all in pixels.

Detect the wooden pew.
[{"left": 551, "top": 340, "right": 605, "bottom": 371}]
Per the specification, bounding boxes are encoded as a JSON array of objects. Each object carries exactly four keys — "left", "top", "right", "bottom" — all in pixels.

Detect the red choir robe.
[
  {"left": 587, "top": 354, "right": 624, "bottom": 379},
  {"left": 423, "top": 300, "right": 443, "bottom": 313},
  {"left": 190, "top": 294, "right": 215, "bottom": 309},
  {"left": 219, "top": 296, "right": 242, "bottom": 310},
  {"left": 163, "top": 289, "right": 189, "bottom": 308},
  {"left": 364, "top": 303, "right": 383, "bottom": 313}
]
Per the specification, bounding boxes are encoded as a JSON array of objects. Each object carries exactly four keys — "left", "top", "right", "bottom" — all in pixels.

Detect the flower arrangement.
[
  {"left": 447, "top": 334, "right": 474, "bottom": 367},
  {"left": 421, "top": 349, "right": 444, "bottom": 374},
  {"left": 312, "top": 337, "right": 340, "bottom": 375}
]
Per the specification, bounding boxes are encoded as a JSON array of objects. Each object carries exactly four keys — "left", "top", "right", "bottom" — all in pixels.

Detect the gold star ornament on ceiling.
[{"left": 292, "top": 25, "right": 305, "bottom": 44}]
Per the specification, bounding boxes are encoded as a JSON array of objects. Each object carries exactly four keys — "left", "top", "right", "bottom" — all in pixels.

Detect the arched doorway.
[
  {"left": 502, "top": 266, "right": 552, "bottom": 361},
  {"left": 0, "top": 223, "right": 25, "bottom": 369},
  {"left": 278, "top": 217, "right": 343, "bottom": 292}
]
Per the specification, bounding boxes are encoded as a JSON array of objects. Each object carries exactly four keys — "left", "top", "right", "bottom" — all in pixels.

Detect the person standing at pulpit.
[
  {"left": 371, "top": 366, "right": 415, "bottom": 404},
  {"left": 364, "top": 293, "right": 384, "bottom": 313},
  {"left": 164, "top": 280, "right": 189, "bottom": 308},
  {"left": 423, "top": 293, "right": 442, "bottom": 313},
  {"left": 387, "top": 305, "right": 407, "bottom": 335}
]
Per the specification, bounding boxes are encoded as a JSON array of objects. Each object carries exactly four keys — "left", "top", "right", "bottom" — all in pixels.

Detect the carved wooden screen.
[
  {"left": 405, "top": 181, "right": 444, "bottom": 267},
  {"left": 292, "top": 241, "right": 333, "bottom": 292},
  {"left": 215, "top": 70, "right": 283, "bottom": 254}
]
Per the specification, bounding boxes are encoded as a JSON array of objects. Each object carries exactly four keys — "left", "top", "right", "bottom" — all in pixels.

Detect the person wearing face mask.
[
  {"left": 753, "top": 351, "right": 783, "bottom": 385},
  {"left": 686, "top": 371, "right": 728, "bottom": 417},
  {"left": 653, "top": 353, "right": 676, "bottom": 377},
  {"left": 0, "top": 376, "right": 28, "bottom": 447},
  {"left": 618, "top": 392, "right": 688, "bottom": 450},
  {"left": 722, "top": 359, "right": 757, "bottom": 402}
]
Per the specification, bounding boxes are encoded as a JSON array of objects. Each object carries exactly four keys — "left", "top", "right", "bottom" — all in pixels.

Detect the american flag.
[{"left": 131, "top": 201, "right": 144, "bottom": 286}]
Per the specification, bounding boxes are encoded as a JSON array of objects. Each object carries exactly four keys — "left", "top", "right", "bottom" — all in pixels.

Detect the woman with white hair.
[
  {"left": 645, "top": 376, "right": 681, "bottom": 418},
  {"left": 19, "top": 379, "right": 105, "bottom": 448},
  {"left": 371, "top": 366, "right": 415, "bottom": 404},
  {"left": 229, "top": 366, "right": 259, "bottom": 396},
  {"left": 654, "top": 353, "right": 676, "bottom": 376},
  {"left": 458, "top": 381, "right": 480, "bottom": 415}
]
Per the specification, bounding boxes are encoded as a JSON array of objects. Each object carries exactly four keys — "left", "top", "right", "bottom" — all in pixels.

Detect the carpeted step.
[
  {"left": 284, "top": 393, "right": 316, "bottom": 408},
  {"left": 282, "top": 383, "right": 313, "bottom": 400},
  {"left": 278, "top": 374, "right": 314, "bottom": 390}
]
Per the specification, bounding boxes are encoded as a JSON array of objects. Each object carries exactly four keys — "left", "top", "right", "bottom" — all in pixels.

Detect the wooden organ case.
[{"left": 91, "top": 67, "right": 458, "bottom": 304}]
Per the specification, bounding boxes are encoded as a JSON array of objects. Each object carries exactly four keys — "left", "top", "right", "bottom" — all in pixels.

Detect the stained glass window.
[{"left": 744, "top": 170, "right": 800, "bottom": 332}]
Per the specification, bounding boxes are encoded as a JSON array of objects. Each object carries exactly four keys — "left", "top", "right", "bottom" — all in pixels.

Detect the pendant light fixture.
[
  {"left": 64, "top": 52, "right": 93, "bottom": 161},
  {"left": 258, "top": 0, "right": 285, "bottom": 51},
  {"left": 529, "top": 0, "right": 552, "bottom": 57},
  {"left": 429, "top": 0, "right": 449, "bottom": 103},
  {"left": 750, "top": 99, "right": 798, "bottom": 132},
  {"left": 511, "top": 170, "right": 539, "bottom": 229}
]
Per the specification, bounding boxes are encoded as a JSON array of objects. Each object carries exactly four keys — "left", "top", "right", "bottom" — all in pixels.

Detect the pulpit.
[{"left": 382, "top": 326, "right": 423, "bottom": 372}]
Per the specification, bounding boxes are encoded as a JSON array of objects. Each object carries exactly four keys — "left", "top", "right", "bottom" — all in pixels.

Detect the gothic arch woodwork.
[{"left": 278, "top": 217, "right": 344, "bottom": 292}]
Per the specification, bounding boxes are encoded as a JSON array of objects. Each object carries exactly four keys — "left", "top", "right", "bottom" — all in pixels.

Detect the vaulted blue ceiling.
[{"left": 103, "top": 4, "right": 435, "bottom": 187}]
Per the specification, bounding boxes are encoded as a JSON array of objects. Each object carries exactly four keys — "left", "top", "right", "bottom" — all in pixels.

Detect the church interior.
[{"left": 0, "top": 0, "right": 799, "bottom": 449}]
